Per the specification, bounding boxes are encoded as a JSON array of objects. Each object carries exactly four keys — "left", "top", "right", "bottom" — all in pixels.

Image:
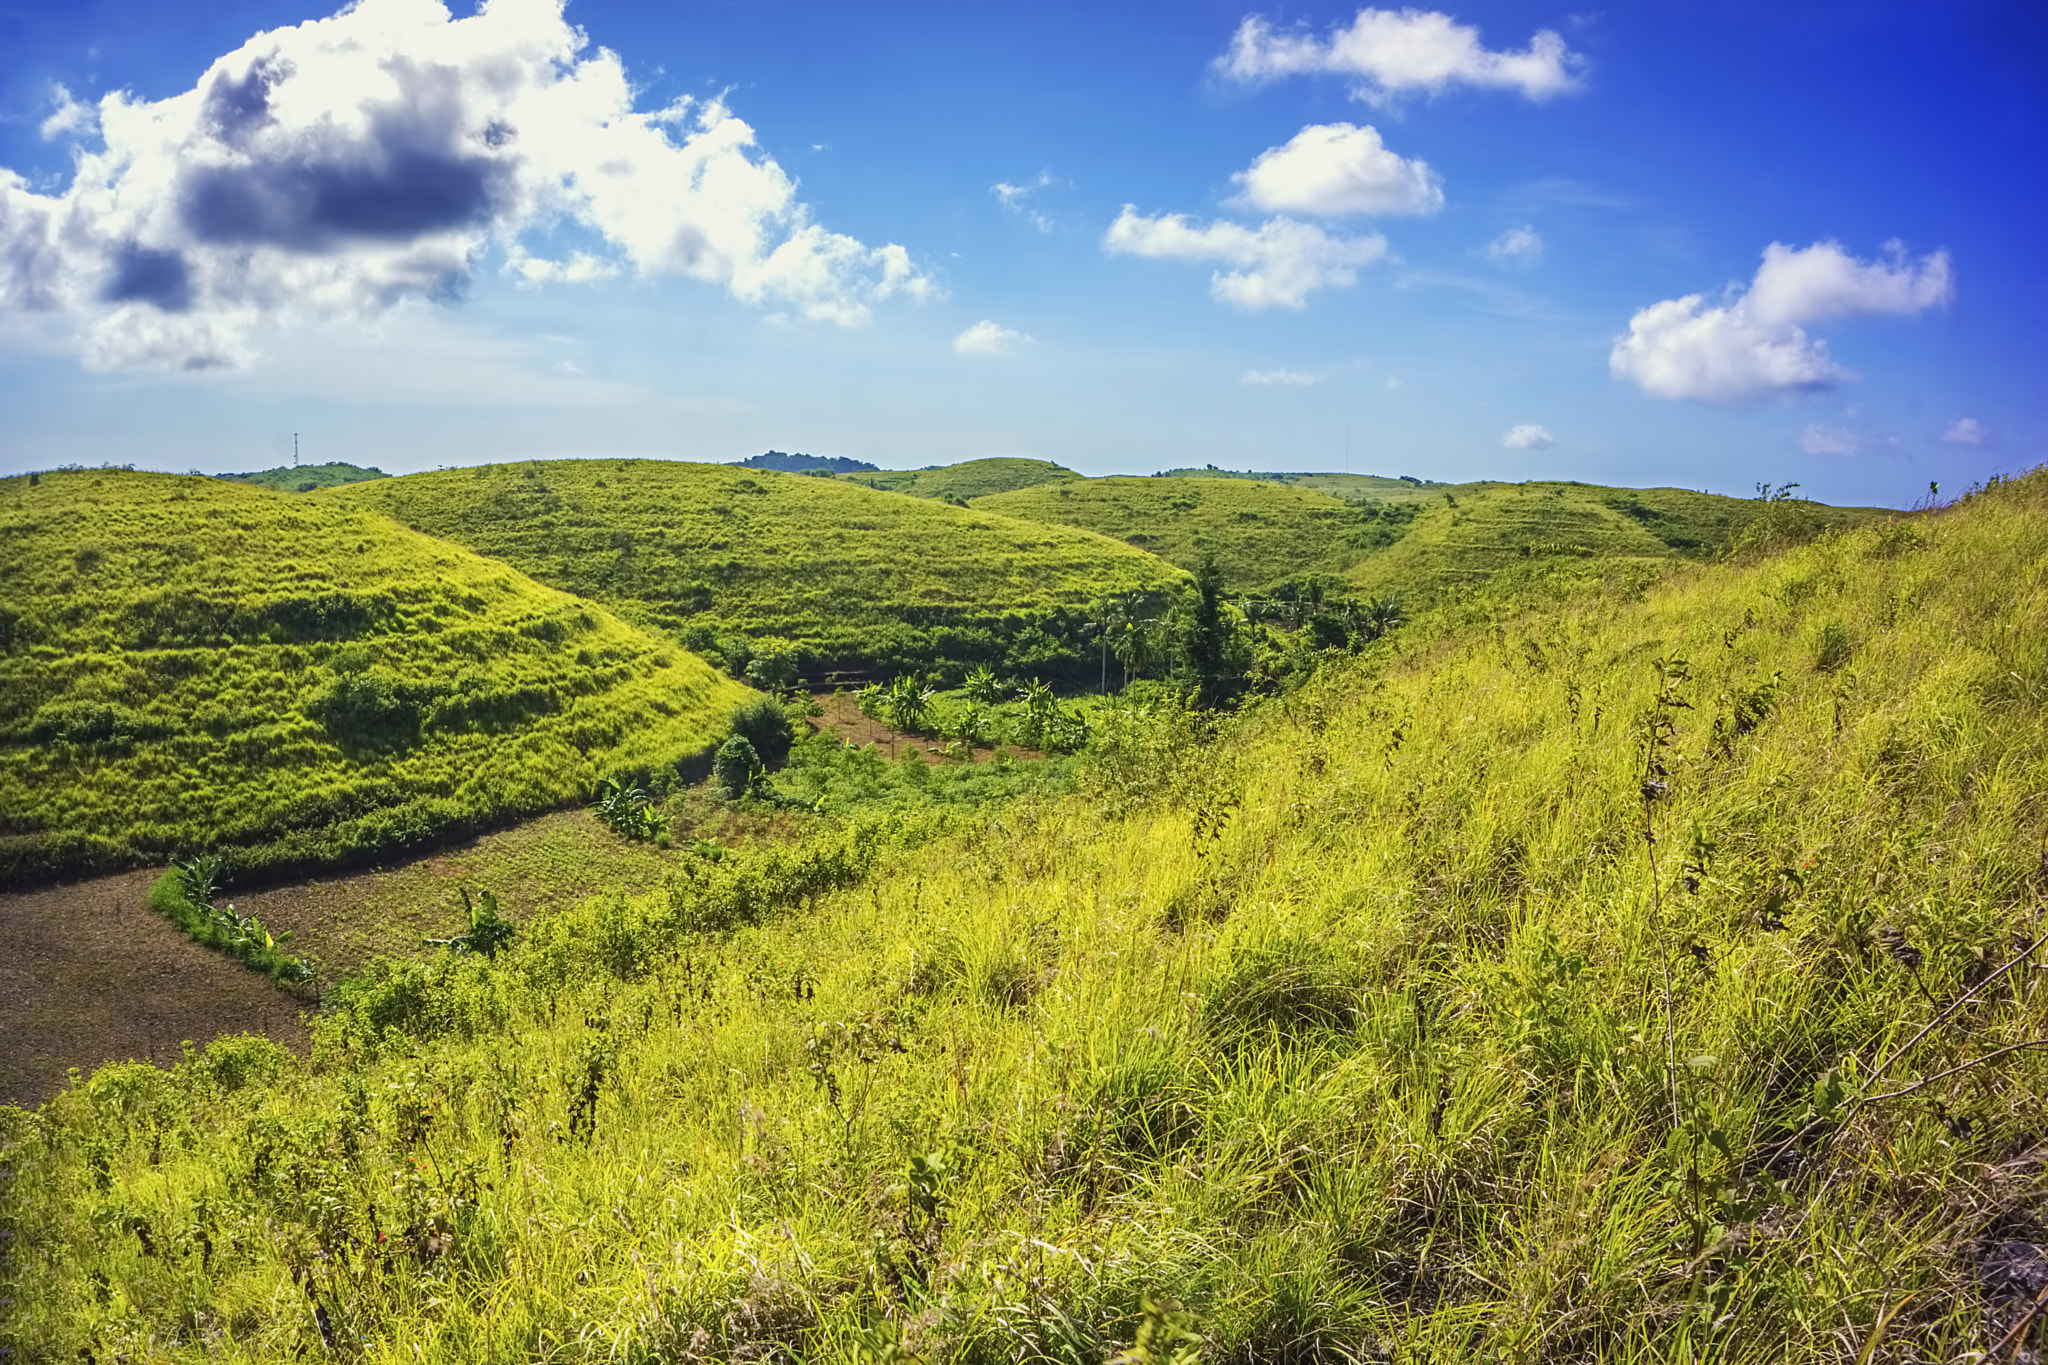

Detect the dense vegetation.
[
  {"left": 217, "top": 462, "right": 388, "bottom": 493},
  {"left": 0, "top": 469, "right": 751, "bottom": 888},
  {"left": 8, "top": 468, "right": 2042, "bottom": 1361},
  {"left": 322, "top": 459, "right": 1182, "bottom": 682},
  {"left": 733, "top": 452, "right": 882, "bottom": 476},
  {"left": 840, "top": 458, "right": 1079, "bottom": 501}
]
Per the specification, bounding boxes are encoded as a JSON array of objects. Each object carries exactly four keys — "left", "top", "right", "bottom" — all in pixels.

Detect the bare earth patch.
[
  {"left": 807, "top": 689, "right": 1038, "bottom": 762},
  {"left": 0, "top": 870, "right": 310, "bottom": 1108}
]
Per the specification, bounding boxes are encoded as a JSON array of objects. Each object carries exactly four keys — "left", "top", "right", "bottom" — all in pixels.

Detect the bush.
[
  {"left": 714, "top": 734, "right": 764, "bottom": 799},
  {"left": 309, "top": 669, "right": 423, "bottom": 747},
  {"left": 730, "top": 696, "right": 798, "bottom": 766}
]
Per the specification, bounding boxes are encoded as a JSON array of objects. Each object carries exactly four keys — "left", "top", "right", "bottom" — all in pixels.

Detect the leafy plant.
[
  {"left": 593, "top": 776, "right": 662, "bottom": 839},
  {"left": 423, "top": 887, "right": 517, "bottom": 959},
  {"left": 713, "top": 735, "right": 764, "bottom": 800}
]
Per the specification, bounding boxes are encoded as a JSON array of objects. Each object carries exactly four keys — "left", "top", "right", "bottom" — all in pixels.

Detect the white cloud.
[
  {"left": 39, "top": 84, "right": 99, "bottom": 141},
  {"left": 1940, "top": 417, "right": 1988, "bottom": 447},
  {"left": 1502, "top": 423, "right": 1553, "bottom": 450},
  {"left": 1610, "top": 240, "right": 1952, "bottom": 405},
  {"left": 1484, "top": 224, "right": 1542, "bottom": 264},
  {"left": 0, "top": 0, "right": 934, "bottom": 371},
  {"left": 993, "top": 172, "right": 1058, "bottom": 233},
  {"left": 1104, "top": 207, "right": 1386, "bottom": 310},
  {"left": 953, "top": 319, "right": 1033, "bottom": 356},
  {"left": 1231, "top": 123, "right": 1442, "bottom": 217},
  {"left": 1241, "top": 368, "right": 1321, "bottom": 386},
  {"left": 1217, "top": 8, "right": 1586, "bottom": 103},
  {"left": 1383, "top": 375, "right": 1402, "bottom": 391},
  {"left": 1797, "top": 423, "right": 1860, "bottom": 457}
]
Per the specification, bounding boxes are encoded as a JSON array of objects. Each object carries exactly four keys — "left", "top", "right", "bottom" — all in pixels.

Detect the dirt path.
[{"left": 0, "top": 870, "right": 310, "bottom": 1109}]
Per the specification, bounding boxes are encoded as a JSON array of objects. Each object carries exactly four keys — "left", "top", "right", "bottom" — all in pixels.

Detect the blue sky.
[{"left": 0, "top": 0, "right": 2041, "bottom": 506}]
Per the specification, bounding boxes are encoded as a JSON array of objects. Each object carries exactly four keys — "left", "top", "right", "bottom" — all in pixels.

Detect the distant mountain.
[
  {"left": 218, "top": 462, "right": 387, "bottom": 492},
  {"left": 734, "top": 451, "right": 880, "bottom": 474}
]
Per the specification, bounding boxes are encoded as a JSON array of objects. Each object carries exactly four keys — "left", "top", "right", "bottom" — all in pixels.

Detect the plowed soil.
[{"left": 0, "top": 870, "right": 310, "bottom": 1108}]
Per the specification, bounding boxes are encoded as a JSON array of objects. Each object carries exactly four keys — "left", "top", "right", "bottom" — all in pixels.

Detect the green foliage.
[
  {"left": 320, "top": 458, "right": 1182, "bottom": 679},
  {"left": 729, "top": 695, "right": 799, "bottom": 766},
  {"left": 840, "top": 456, "right": 1079, "bottom": 500},
  {"left": 11, "top": 468, "right": 2048, "bottom": 1362},
  {"left": 592, "top": 776, "right": 663, "bottom": 839},
  {"left": 216, "top": 461, "right": 387, "bottom": 493},
  {"left": 0, "top": 469, "right": 751, "bottom": 888},
  {"left": 713, "top": 734, "right": 765, "bottom": 800},
  {"left": 423, "top": 887, "right": 517, "bottom": 958},
  {"left": 147, "top": 867, "right": 318, "bottom": 985}
]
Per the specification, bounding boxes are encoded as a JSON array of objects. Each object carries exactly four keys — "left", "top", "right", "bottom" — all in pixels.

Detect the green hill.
[
  {"left": 217, "top": 462, "right": 387, "bottom": 493},
  {"left": 1158, "top": 466, "right": 1451, "bottom": 501},
  {"left": 11, "top": 471, "right": 2045, "bottom": 1360},
  {"left": 839, "top": 456, "right": 1079, "bottom": 501},
  {"left": 0, "top": 469, "right": 750, "bottom": 888},
  {"left": 1343, "top": 480, "right": 1888, "bottom": 607},
  {"left": 321, "top": 459, "right": 1181, "bottom": 679},
  {"left": 980, "top": 474, "right": 1889, "bottom": 604},
  {"left": 974, "top": 474, "right": 1404, "bottom": 591}
]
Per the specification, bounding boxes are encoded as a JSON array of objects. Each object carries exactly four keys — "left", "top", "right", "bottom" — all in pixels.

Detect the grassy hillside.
[
  {"left": 8, "top": 471, "right": 2043, "bottom": 1361},
  {"left": 217, "top": 462, "right": 387, "bottom": 493},
  {"left": 0, "top": 469, "right": 751, "bottom": 888},
  {"left": 841, "top": 457, "right": 1078, "bottom": 500},
  {"left": 322, "top": 459, "right": 1181, "bottom": 679},
  {"left": 1344, "top": 480, "right": 1888, "bottom": 608},
  {"left": 1159, "top": 466, "right": 1451, "bottom": 501},
  {"left": 974, "top": 474, "right": 1408, "bottom": 591}
]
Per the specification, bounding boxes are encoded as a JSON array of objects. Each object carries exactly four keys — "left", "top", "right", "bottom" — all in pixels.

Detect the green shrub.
[
  {"left": 729, "top": 696, "right": 798, "bottom": 766},
  {"left": 713, "top": 735, "right": 764, "bottom": 799}
]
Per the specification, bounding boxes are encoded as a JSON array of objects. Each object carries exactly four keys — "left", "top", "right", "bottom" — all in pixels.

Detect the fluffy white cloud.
[
  {"left": 1484, "top": 224, "right": 1542, "bottom": 264},
  {"left": 1502, "top": 423, "right": 1553, "bottom": 450},
  {"left": 39, "top": 84, "right": 98, "bottom": 141},
  {"left": 953, "top": 319, "right": 1033, "bottom": 356},
  {"left": 1217, "top": 8, "right": 1585, "bottom": 103},
  {"left": 1104, "top": 207, "right": 1386, "bottom": 310},
  {"left": 0, "top": 0, "right": 933, "bottom": 370},
  {"left": 1241, "top": 368, "right": 1321, "bottom": 385},
  {"left": 1797, "top": 424, "right": 1860, "bottom": 457},
  {"left": 1610, "top": 240, "right": 1951, "bottom": 405},
  {"left": 992, "top": 172, "right": 1058, "bottom": 233},
  {"left": 1940, "top": 417, "right": 1988, "bottom": 447},
  {"left": 1231, "top": 123, "right": 1442, "bottom": 217}
]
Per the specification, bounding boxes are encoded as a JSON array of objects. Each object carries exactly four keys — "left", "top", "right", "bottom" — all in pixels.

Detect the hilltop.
[
  {"left": 9, "top": 470, "right": 2042, "bottom": 1360},
  {"left": 980, "top": 473, "right": 1888, "bottom": 605},
  {"left": 321, "top": 458, "right": 1182, "bottom": 680},
  {"left": 0, "top": 469, "right": 750, "bottom": 888},
  {"left": 840, "top": 457, "right": 1079, "bottom": 501},
  {"left": 216, "top": 461, "right": 387, "bottom": 493},
  {"left": 1343, "top": 479, "right": 1886, "bottom": 607},
  {"left": 733, "top": 451, "right": 880, "bottom": 475},
  {"left": 1157, "top": 465, "right": 1450, "bottom": 501},
  {"left": 975, "top": 474, "right": 1406, "bottom": 591}
]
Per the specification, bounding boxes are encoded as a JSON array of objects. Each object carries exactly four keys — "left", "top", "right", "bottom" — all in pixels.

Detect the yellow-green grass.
[
  {"left": 1343, "top": 479, "right": 1890, "bottom": 608},
  {"left": 11, "top": 472, "right": 2043, "bottom": 1359},
  {"left": 838, "top": 456, "right": 1079, "bottom": 500},
  {"left": 321, "top": 458, "right": 1183, "bottom": 672},
  {"left": 0, "top": 468, "right": 751, "bottom": 888},
  {"left": 973, "top": 473, "right": 1422, "bottom": 591}
]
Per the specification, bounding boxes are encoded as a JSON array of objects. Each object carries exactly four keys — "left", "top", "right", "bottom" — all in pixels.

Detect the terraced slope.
[
  {"left": 841, "top": 457, "right": 1078, "bottom": 500},
  {"left": 322, "top": 459, "right": 1182, "bottom": 676},
  {"left": 973, "top": 474, "right": 1407, "bottom": 591},
  {"left": 0, "top": 469, "right": 750, "bottom": 888},
  {"left": 1344, "top": 480, "right": 1889, "bottom": 607}
]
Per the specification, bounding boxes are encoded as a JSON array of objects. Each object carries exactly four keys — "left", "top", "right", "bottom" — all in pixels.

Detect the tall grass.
[{"left": 3, "top": 472, "right": 2043, "bottom": 1361}]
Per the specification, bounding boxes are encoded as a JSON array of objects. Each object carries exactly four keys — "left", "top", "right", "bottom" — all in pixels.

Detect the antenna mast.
[{"left": 293, "top": 434, "right": 299, "bottom": 468}]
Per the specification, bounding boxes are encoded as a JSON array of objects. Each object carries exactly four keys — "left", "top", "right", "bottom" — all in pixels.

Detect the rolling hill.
[
  {"left": 321, "top": 458, "right": 1182, "bottom": 679},
  {"left": 839, "top": 456, "right": 1078, "bottom": 500},
  {"left": 979, "top": 474, "right": 1890, "bottom": 604},
  {"left": 0, "top": 468, "right": 751, "bottom": 888},
  {"left": 1157, "top": 466, "right": 1451, "bottom": 501},
  {"left": 974, "top": 474, "right": 1407, "bottom": 591},
  {"left": 217, "top": 461, "right": 387, "bottom": 493},
  {"left": 12, "top": 470, "right": 2045, "bottom": 1360}
]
